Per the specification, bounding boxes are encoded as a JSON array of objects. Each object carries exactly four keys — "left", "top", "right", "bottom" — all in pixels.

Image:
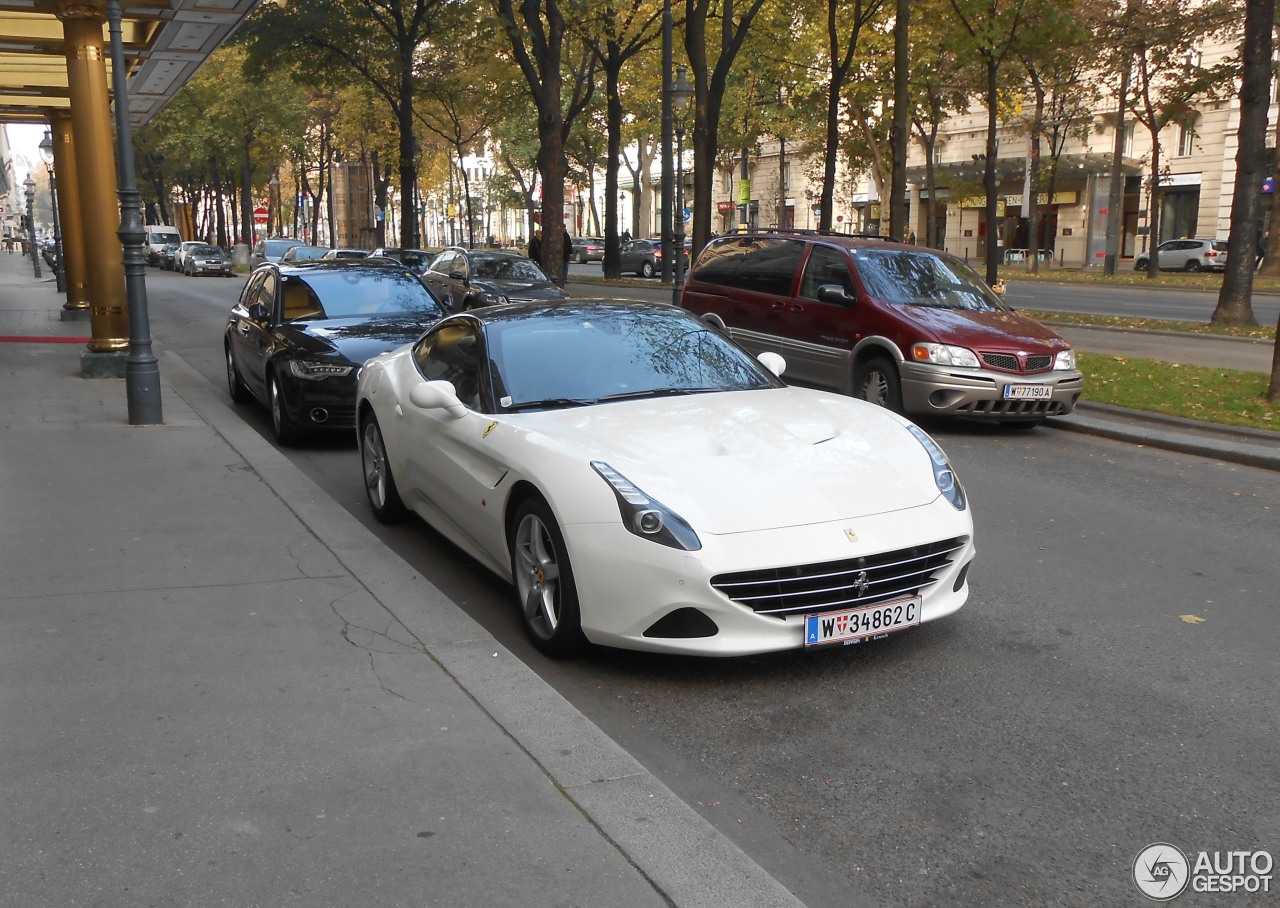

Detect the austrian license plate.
[
  {"left": 1003, "top": 384, "right": 1052, "bottom": 400},
  {"left": 804, "top": 596, "right": 921, "bottom": 647}
]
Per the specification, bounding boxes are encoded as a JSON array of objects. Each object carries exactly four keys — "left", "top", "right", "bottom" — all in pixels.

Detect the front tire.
[
  {"left": 853, "top": 356, "right": 904, "bottom": 413},
  {"left": 360, "top": 413, "right": 406, "bottom": 523},
  {"left": 509, "top": 498, "right": 586, "bottom": 658},
  {"left": 269, "top": 371, "right": 300, "bottom": 446},
  {"left": 225, "top": 344, "right": 250, "bottom": 404}
]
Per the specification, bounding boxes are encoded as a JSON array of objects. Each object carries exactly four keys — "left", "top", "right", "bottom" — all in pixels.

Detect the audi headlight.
[
  {"left": 591, "top": 461, "right": 701, "bottom": 551},
  {"left": 912, "top": 342, "right": 980, "bottom": 368},
  {"left": 289, "top": 360, "right": 354, "bottom": 380},
  {"left": 906, "top": 424, "right": 966, "bottom": 510},
  {"left": 479, "top": 290, "right": 509, "bottom": 306},
  {"left": 1054, "top": 348, "right": 1077, "bottom": 371}
]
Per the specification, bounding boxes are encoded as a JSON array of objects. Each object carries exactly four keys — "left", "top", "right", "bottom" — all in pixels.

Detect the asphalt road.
[{"left": 150, "top": 269, "right": 1279, "bottom": 908}]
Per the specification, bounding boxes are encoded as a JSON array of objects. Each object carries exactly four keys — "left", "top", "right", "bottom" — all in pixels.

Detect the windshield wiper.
[
  {"left": 596, "top": 387, "right": 717, "bottom": 403},
  {"left": 504, "top": 397, "right": 596, "bottom": 412}
]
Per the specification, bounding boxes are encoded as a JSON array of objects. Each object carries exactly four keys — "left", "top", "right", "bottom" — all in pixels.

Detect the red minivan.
[{"left": 680, "top": 232, "right": 1083, "bottom": 425}]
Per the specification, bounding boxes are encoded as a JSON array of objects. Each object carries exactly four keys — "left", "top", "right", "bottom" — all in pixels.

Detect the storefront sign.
[{"left": 1004, "top": 191, "right": 1079, "bottom": 207}]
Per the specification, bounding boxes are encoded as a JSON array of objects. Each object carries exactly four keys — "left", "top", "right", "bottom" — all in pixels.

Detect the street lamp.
[
  {"left": 669, "top": 65, "right": 694, "bottom": 304},
  {"left": 38, "top": 129, "right": 65, "bottom": 293},
  {"left": 23, "top": 175, "right": 41, "bottom": 278}
]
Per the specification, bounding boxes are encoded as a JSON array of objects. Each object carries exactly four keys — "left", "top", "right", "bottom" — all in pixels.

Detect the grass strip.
[{"left": 1078, "top": 352, "right": 1278, "bottom": 432}]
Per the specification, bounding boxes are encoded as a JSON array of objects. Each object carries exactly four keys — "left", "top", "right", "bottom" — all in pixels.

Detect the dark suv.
[{"left": 680, "top": 232, "right": 1082, "bottom": 424}]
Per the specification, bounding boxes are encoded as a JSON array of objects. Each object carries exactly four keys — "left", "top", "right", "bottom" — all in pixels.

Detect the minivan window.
[
  {"left": 850, "top": 248, "right": 1008, "bottom": 311},
  {"left": 799, "top": 244, "right": 855, "bottom": 299},
  {"left": 692, "top": 237, "right": 805, "bottom": 295}
]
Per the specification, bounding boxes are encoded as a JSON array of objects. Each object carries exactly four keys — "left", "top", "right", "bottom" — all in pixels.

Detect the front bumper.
[
  {"left": 900, "top": 361, "right": 1083, "bottom": 420},
  {"left": 278, "top": 369, "right": 360, "bottom": 431},
  {"left": 563, "top": 497, "right": 974, "bottom": 656}
]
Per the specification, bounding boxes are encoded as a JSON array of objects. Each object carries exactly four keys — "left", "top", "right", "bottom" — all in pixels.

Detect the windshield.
[
  {"left": 286, "top": 270, "right": 446, "bottom": 321},
  {"left": 852, "top": 248, "right": 1009, "bottom": 311},
  {"left": 472, "top": 256, "right": 546, "bottom": 281},
  {"left": 266, "top": 239, "right": 301, "bottom": 256},
  {"left": 485, "top": 306, "right": 782, "bottom": 410},
  {"left": 192, "top": 245, "right": 222, "bottom": 256}
]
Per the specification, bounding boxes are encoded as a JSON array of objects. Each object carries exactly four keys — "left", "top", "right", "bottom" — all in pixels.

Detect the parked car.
[
  {"left": 144, "top": 225, "right": 182, "bottom": 265},
  {"left": 371, "top": 247, "right": 435, "bottom": 274},
  {"left": 680, "top": 231, "right": 1082, "bottom": 425},
  {"left": 321, "top": 248, "right": 370, "bottom": 260},
  {"left": 158, "top": 241, "right": 182, "bottom": 271},
  {"left": 355, "top": 300, "right": 973, "bottom": 657},
  {"left": 1134, "top": 238, "right": 1228, "bottom": 272},
  {"left": 616, "top": 238, "right": 689, "bottom": 277},
  {"left": 422, "top": 247, "right": 566, "bottom": 310},
  {"left": 279, "top": 244, "right": 330, "bottom": 264},
  {"left": 172, "top": 240, "right": 206, "bottom": 274},
  {"left": 182, "top": 243, "right": 234, "bottom": 277},
  {"left": 251, "top": 237, "right": 305, "bottom": 269},
  {"left": 223, "top": 260, "right": 447, "bottom": 445},
  {"left": 570, "top": 236, "right": 604, "bottom": 263}
]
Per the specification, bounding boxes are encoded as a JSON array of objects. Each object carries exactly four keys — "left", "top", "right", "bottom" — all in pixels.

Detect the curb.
[{"left": 1047, "top": 403, "right": 1280, "bottom": 472}]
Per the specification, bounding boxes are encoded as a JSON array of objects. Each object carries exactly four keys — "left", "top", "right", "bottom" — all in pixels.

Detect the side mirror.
[
  {"left": 757, "top": 351, "right": 787, "bottom": 377},
  {"left": 816, "top": 284, "right": 854, "bottom": 306},
  {"left": 409, "top": 379, "right": 468, "bottom": 418}
]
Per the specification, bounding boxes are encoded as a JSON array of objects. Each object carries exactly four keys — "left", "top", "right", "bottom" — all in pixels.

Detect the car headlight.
[
  {"left": 591, "top": 461, "right": 701, "bottom": 551},
  {"left": 912, "top": 342, "right": 980, "bottom": 368},
  {"left": 479, "top": 290, "right": 509, "bottom": 306},
  {"left": 1053, "top": 348, "right": 1077, "bottom": 371},
  {"left": 289, "top": 360, "right": 355, "bottom": 380},
  {"left": 905, "top": 424, "right": 966, "bottom": 511}
]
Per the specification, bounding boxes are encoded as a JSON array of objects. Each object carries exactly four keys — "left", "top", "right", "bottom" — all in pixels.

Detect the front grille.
[
  {"left": 980, "top": 352, "right": 1053, "bottom": 373},
  {"left": 711, "top": 536, "right": 968, "bottom": 617},
  {"left": 955, "top": 398, "right": 1067, "bottom": 417}
]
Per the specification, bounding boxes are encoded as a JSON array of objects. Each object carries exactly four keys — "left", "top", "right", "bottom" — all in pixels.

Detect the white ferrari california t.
[{"left": 356, "top": 301, "right": 975, "bottom": 658}]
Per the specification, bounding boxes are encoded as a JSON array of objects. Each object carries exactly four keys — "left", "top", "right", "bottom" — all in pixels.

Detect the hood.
[
  {"left": 904, "top": 305, "right": 1070, "bottom": 353},
  {"left": 283, "top": 316, "right": 428, "bottom": 364},
  {"left": 480, "top": 278, "right": 565, "bottom": 301},
  {"left": 520, "top": 387, "right": 943, "bottom": 534}
]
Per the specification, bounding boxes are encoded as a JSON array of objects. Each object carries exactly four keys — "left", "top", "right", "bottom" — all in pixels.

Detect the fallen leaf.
[{"left": 1178, "top": 615, "right": 1207, "bottom": 624}]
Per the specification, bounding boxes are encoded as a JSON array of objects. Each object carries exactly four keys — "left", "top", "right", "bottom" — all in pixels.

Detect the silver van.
[{"left": 144, "top": 225, "right": 182, "bottom": 266}]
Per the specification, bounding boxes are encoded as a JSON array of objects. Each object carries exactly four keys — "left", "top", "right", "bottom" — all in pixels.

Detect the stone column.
[
  {"left": 49, "top": 111, "right": 91, "bottom": 318},
  {"left": 58, "top": 4, "right": 129, "bottom": 360}
]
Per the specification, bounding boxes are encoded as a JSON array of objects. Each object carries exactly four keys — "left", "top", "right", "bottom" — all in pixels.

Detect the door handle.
[
  {"left": 770, "top": 301, "right": 785, "bottom": 310},
  {"left": 394, "top": 404, "right": 404, "bottom": 418},
  {"left": 788, "top": 304, "right": 804, "bottom": 313}
]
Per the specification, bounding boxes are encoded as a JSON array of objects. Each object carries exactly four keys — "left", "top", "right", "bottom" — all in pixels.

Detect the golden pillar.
[
  {"left": 59, "top": 5, "right": 128, "bottom": 352},
  {"left": 49, "top": 111, "right": 90, "bottom": 315}
]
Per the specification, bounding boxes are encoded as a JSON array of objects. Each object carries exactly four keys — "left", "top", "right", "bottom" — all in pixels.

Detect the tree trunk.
[
  {"left": 983, "top": 56, "right": 1000, "bottom": 286},
  {"left": 1212, "top": 0, "right": 1272, "bottom": 326},
  {"left": 888, "top": 0, "right": 909, "bottom": 241}
]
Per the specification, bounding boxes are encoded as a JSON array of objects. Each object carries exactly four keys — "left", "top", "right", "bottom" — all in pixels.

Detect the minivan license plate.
[
  {"left": 804, "top": 596, "right": 921, "bottom": 647},
  {"left": 1003, "top": 384, "right": 1051, "bottom": 400}
]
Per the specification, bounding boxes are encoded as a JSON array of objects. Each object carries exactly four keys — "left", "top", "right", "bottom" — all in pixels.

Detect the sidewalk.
[{"left": 0, "top": 253, "right": 805, "bottom": 906}]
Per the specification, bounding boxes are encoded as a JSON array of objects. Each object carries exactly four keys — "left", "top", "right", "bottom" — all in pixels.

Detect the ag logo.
[{"left": 1133, "top": 843, "right": 1190, "bottom": 900}]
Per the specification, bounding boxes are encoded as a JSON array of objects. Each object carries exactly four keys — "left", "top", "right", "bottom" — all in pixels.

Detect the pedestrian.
[
  {"left": 621, "top": 229, "right": 632, "bottom": 243},
  {"left": 560, "top": 227, "right": 573, "bottom": 286},
  {"left": 528, "top": 227, "right": 542, "bottom": 266}
]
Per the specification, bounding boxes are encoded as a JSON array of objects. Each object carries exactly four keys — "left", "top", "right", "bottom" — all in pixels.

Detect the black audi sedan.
[{"left": 224, "top": 260, "right": 447, "bottom": 445}]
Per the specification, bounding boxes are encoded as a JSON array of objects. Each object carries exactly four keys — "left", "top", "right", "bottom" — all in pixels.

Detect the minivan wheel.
[{"left": 853, "top": 357, "right": 904, "bottom": 413}]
